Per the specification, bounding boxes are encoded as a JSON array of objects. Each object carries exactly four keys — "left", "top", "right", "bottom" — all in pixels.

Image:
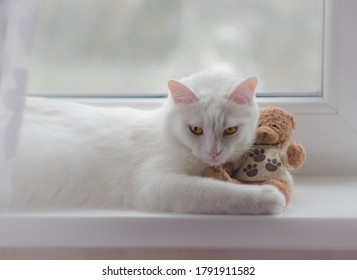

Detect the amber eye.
[
  {"left": 189, "top": 125, "right": 203, "bottom": 135},
  {"left": 224, "top": 126, "right": 238, "bottom": 135}
]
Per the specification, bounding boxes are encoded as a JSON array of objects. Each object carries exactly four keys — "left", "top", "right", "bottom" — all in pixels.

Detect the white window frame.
[{"left": 55, "top": 0, "right": 357, "bottom": 175}]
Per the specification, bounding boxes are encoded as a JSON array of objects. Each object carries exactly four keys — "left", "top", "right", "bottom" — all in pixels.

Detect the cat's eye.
[
  {"left": 189, "top": 125, "right": 203, "bottom": 135},
  {"left": 224, "top": 126, "right": 238, "bottom": 135}
]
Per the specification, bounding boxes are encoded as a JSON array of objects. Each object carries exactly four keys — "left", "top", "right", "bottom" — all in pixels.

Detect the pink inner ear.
[
  {"left": 229, "top": 77, "right": 258, "bottom": 105},
  {"left": 168, "top": 80, "right": 198, "bottom": 105}
]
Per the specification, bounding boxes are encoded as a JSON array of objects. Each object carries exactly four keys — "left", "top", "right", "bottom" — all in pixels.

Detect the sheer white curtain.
[{"left": 0, "top": 0, "right": 39, "bottom": 207}]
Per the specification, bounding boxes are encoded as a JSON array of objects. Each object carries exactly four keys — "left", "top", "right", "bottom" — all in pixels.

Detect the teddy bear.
[{"left": 203, "top": 106, "right": 306, "bottom": 204}]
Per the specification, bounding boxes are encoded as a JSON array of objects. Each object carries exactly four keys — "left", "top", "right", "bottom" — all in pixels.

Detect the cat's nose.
[{"left": 208, "top": 151, "right": 222, "bottom": 159}]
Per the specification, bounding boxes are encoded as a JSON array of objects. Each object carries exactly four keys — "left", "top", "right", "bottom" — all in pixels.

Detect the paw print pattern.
[
  {"left": 265, "top": 159, "right": 282, "bottom": 172},
  {"left": 249, "top": 148, "right": 266, "bottom": 162},
  {"left": 243, "top": 164, "right": 258, "bottom": 177}
]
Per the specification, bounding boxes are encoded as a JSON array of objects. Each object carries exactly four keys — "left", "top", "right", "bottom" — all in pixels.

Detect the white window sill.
[{"left": 0, "top": 175, "right": 357, "bottom": 254}]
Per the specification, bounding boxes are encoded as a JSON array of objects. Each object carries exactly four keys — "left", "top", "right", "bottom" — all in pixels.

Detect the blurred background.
[{"left": 27, "top": 0, "right": 324, "bottom": 97}]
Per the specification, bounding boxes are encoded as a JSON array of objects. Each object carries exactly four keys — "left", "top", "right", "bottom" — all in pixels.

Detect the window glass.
[{"left": 27, "top": 0, "right": 324, "bottom": 97}]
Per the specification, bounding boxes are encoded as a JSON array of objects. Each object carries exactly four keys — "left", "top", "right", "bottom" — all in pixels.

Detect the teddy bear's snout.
[{"left": 256, "top": 126, "right": 279, "bottom": 144}]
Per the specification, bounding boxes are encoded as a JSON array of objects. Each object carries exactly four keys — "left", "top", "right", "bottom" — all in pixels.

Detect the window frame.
[{"left": 40, "top": 0, "right": 357, "bottom": 175}]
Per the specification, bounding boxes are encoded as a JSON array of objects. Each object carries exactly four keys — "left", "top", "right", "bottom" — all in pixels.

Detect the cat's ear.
[
  {"left": 228, "top": 77, "right": 257, "bottom": 105},
  {"left": 168, "top": 80, "right": 199, "bottom": 105}
]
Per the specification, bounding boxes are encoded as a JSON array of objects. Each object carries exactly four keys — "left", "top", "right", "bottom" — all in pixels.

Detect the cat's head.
[{"left": 165, "top": 71, "right": 259, "bottom": 166}]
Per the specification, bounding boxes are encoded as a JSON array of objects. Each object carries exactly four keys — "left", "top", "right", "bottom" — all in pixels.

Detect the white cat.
[{"left": 11, "top": 71, "right": 285, "bottom": 214}]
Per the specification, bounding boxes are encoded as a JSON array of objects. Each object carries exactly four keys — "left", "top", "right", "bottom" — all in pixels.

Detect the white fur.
[{"left": 11, "top": 71, "right": 285, "bottom": 214}]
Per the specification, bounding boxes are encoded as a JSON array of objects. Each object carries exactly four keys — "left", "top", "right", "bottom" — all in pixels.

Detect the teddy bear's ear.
[
  {"left": 168, "top": 80, "right": 199, "bottom": 105},
  {"left": 290, "top": 114, "right": 297, "bottom": 129},
  {"left": 259, "top": 106, "right": 269, "bottom": 114},
  {"left": 228, "top": 77, "right": 257, "bottom": 105}
]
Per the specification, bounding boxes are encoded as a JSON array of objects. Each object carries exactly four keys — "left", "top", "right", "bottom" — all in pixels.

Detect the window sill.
[{"left": 0, "top": 175, "right": 356, "bottom": 253}]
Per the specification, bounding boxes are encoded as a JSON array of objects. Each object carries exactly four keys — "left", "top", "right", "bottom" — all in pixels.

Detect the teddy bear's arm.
[
  {"left": 203, "top": 166, "right": 241, "bottom": 184},
  {"left": 222, "top": 162, "right": 236, "bottom": 176},
  {"left": 286, "top": 140, "right": 306, "bottom": 169}
]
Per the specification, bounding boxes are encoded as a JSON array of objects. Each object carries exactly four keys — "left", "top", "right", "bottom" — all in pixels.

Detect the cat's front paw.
[{"left": 257, "top": 185, "right": 286, "bottom": 214}]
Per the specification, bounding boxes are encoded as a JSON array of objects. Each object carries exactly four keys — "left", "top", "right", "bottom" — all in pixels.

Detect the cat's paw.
[{"left": 257, "top": 185, "right": 286, "bottom": 214}]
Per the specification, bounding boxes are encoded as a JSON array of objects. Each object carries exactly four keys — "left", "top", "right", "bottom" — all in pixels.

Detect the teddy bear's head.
[{"left": 255, "top": 106, "right": 296, "bottom": 148}]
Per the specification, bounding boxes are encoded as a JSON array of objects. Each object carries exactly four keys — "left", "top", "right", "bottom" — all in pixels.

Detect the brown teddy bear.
[{"left": 203, "top": 106, "right": 306, "bottom": 204}]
